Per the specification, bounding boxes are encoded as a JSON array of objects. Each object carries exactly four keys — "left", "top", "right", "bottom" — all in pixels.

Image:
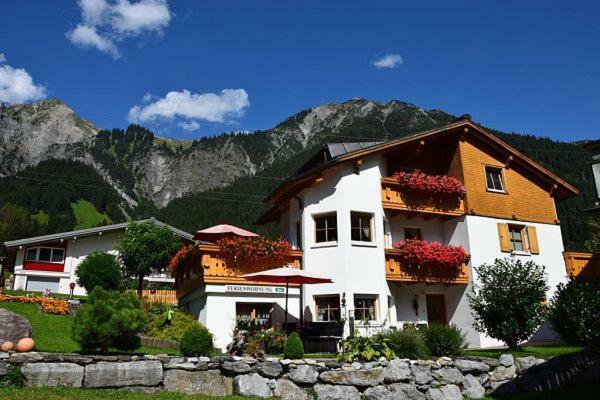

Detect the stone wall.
[{"left": 0, "top": 351, "right": 598, "bottom": 399}]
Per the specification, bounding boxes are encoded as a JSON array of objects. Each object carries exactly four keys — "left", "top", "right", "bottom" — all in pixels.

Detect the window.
[
  {"left": 315, "top": 295, "right": 340, "bottom": 322},
  {"left": 295, "top": 221, "right": 302, "bottom": 250},
  {"left": 351, "top": 212, "right": 373, "bottom": 242},
  {"left": 485, "top": 166, "right": 505, "bottom": 192},
  {"left": 354, "top": 295, "right": 377, "bottom": 322},
  {"left": 24, "top": 247, "right": 65, "bottom": 263},
  {"left": 404, "top": 227, "right": 423, "bottom": 241},
  {"left": 508, "top": 224, "right": 528, "bottom": 252},
  {"left": 315, "top": 213, "right": 337, "bottom": 243}
]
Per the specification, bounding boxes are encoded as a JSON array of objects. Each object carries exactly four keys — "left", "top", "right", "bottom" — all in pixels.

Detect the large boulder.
[
  {"left": 383, "top": 359, "right": 411, "bottom": 382},
  {"left": 388, "top": 382, "right": 426, "bottom": 400},
  {"left": 454, "top": 359, "right": 490, "bottom": 374},
  {"left": 21, "top": 363, "right": 84, "bottom": 387},
  {"left": 84, "top": 361, "right": 163, "bottom": 388},
  {"left": 515, "top": 356, "right": 543, "bottom": 373},
  {"left": 288, "top": 364, "right": 319, "bottom": 385},
  {"left": 490, "top": 365, "right": 516, "bottom": 382},
  {"left": 233, "top": 372, "right": 271, "bottom": 398},
  {"left": 410, "top": 364, "right": 433, "bottom": 385},
  {"left": 364, "top": 385, "right": 395, "bottom": 400},
  {"left": 222, "top": 360, "right": 252, "bottom": 374},
  {"left": 274, "top": 379, "right": 308, "bottom": 400},
  {"left": 432, "top": 367, "right": 464, "bottom": 384},
  {"left": 319, "top": 367, "right": 384, "bottom": 387},
  {"left": 255, "top": 361, "right": 283, "bottom": 378},
  {"left": 314, "top": 384, "right": 361, "bottom": 400},
  {"left": 499, "top": 354, "right": 514, "bottom": 367},
  {"left": 0, "top": 309, "right": 32, "bottom": 344},
  {"left": 462, "top": 374, "right": 485, "bottom": 399},
  {"left": 426, "top": 384, "right": 463, "bottom": 400},
  {"left": 163, "top": 369, "right": 233, "bottom": 396}
]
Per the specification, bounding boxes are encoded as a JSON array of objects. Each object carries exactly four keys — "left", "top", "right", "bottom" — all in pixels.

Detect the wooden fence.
[{"left": 137, "top": 290, "right": 178, "bottom": 305}]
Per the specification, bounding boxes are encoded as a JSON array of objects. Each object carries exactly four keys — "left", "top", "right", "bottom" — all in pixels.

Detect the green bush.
[
  {"left": 72, "top": 288, "right": 147, "bottom": 353},
  {"left": 339, "top": 333, "right": 395, "bottom": 362},
  {"left": 549, "top": 279, "right": 600, "bottom": 348},
  {"left": 147, "top": 310, "right": 201, "bottom": 342},
  {"left": 424, "top": 324, "right": 466, "bottom": 356},
  {"left": 468, "top": 257, "right": 548, "bottom": 349},
  {"left": 0, "top": 365, "right": 23, "bottom": 387},
  {"left": 380, "top": 328, "right": 430, "bottom": 359},
  {"left": 75, "top": 251, "right": 123, "bottom": 293},
  {"left": 283, "top": 332, "right": 304, "bottom": 359},
  {"left": 180, "top": 326, "right": 214, "bottom": 357}
]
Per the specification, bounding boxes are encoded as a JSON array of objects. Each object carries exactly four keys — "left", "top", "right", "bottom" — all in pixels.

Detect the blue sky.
[{"left": 1, "top": 1, "right": 599, "bottom": 141}]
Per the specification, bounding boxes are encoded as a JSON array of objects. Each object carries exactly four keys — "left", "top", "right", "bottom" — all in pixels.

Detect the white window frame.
[
  {"left": 484, "top": 165, "right": 507, "bottom": 193},
  {"left": 353, "top": 294, "right": 379, "bottom": 323},
  {"left": 24, "top": 247, "right": 66, "bottom": 264},
  {"left": 350, "top": 211, "right": 375, "bottom": 244},
  {"left": 313, "top": 212, "right": 338, "bottom": 246}
]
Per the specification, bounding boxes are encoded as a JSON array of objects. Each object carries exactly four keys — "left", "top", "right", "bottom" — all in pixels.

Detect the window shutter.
[
  {"left": 497, "top": 223, "right": 511, "bottom": 252},
  {"left": 527, "top": 226, "right": 540, "bottom": 254}
]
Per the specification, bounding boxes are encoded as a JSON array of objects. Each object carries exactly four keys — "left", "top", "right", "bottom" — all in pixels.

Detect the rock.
[
  {"left": 288, "top": 364, "right": 319, "bottom": 385},
  {"left": 454, "top": 359, "right": 490, "bottom": 373},
  {"left": 432, "top": 367, "right": 464, "bottom": 384},
  {"left": 22, "top": 363, "right": 84, "bottom": 387},
  {"left": 426, "top": 384, "right": 463, "bottom": 400},
  {"left": 163, "top": 369, "right": 233, "bottom": 396},
  {"left": 163, "top": 362, "right": 197, "bottom": 371},
  {"left": 462, "top": 374, "right": 485, "bottom": 399},
  {"left": 438, "top": 357, "right": 454, "bottom": 367},
  {"left": 0, "top": 352, "right": 9, "bottom": 360},
  {"left": 0, "top": 308, "right": 32, "bottom": 344},
  {"left": 255, "top": 361, "right": 283, "bottom": 378},
  {"left": 9, "top": 352, "right": 43, "bottom": 363},
  {"left": 84, "top": 361, "right": 163, "bottom": 388},
  {"left": 59, "top": 354, "right": 93, "bottom": 365},
  {"left": 515, "top": 356, "right": 543, "bottom": 373},
  {"left": 490, "top": 365, "right": 516, "bottom": 382},
  {"left": 480, "top": 357, "right": 500, "bottom": 368},
  {"left": 410, "top": 364, "right": 433, "bottom": 385},
  {"left": 319, "top": 367, "right": 384, "bottom": 387},
  {"left": 499, "top": 354, "right": 514, "bottom": 367},
  {"left": 0, "top": 361, "right": 9, "bottom": 376},
  {"left": 478, "top": 373, "right": 490, "bottom": 386},
  {"left": 314, "top": 384, "right": 361, "bottom": 400},
  {"left": 274, "top": 379, "right": 308, "bottom": 400},
  {"left": 364, "top": 385, "right": 395, "bottom": 400},
  {"left": 383, "top": 359, "right": 411, "bottom": 382},
  {"left": 234, "top": 373, "right": 271, "bottom": 398},
  {"left": 222, "top": 360, "right": 252, "bottom": 374},
  {"left": 388, "top": 382, "right": 426, "bottom": 400}
]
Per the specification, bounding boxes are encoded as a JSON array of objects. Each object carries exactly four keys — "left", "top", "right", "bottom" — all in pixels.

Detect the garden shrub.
[
  {"left": 283, "top": 332, "right": 304, "bottom": 359},
  {"left": 380, "top": 328, "right": 429, "bottom": 359},
  {"left": 423, "top": 324, "right": 466, "bottom": 356},
  {"left": 339, "top": 333, "right": 395, "bottom": 362},
  {"left": 549, "top": 279, "right": 600, "bottom": 348},
  {"left": 180, "top": 326, "right": 214, "bottom": 357},
  {"left": 75, "top": 251, "right": 123, "bottom": 293},
  {"left": 468, "top": 257, "right": 548, "bottom": 349},
  {"left": 72, "top": 287, "right": 147, "bottom": 353},
  {"left": 147, "top": 309, "right": 201, "bottom": 342}
]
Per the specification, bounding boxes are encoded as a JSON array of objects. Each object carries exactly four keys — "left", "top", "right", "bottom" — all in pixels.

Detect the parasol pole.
[{"left": 284, "top": 276, "right": 289, "bottom": 330}]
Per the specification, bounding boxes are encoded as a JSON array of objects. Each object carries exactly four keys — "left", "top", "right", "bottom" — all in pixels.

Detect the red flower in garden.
[
  {"left": 391, "top": 170, "right": 466, "bottom": 199},
  {"left": 392, "top": 239, "right": 469, "bottom": 270}
]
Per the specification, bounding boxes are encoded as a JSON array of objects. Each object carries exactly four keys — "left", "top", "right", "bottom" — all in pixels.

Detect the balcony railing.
[
  {"left": 564, "top": 252, "right": 600, "bottom": 280},
  {"left": 177, "top": 244, "right": 303, "bottom": 297},
  {"left": 381, "top": 177, "right": 466, "bottom": 218},
  {"left": 385, "top": 248, "right": 469, "bottom": 284}
]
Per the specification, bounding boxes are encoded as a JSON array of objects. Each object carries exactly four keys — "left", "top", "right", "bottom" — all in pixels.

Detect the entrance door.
[{"left": 426, "top": 294, "right": 447, "bottom": 325}]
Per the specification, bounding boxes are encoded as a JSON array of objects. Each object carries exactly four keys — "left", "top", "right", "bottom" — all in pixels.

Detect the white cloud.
[
  {"left": 142, "top": 92, "right": 155, "bottom": 102},
  {"left": 372, "top": 54, "right": 403, "bottom": 69},
  {"left": 66, "top": 24, "right": 120, "bottom": 59},
  {"left": 128, "top": 89, "right": 250, "bottom": 131},
  {"left": 0, "top": 60, "right": 47, "bottom": 104},
  {"left": 67, "top": 0, "right": 172, "bottom": 57}
]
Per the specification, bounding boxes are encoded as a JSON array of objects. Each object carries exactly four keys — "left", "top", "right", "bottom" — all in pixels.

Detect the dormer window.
[
  {"left": 25, "top": 247, "right": 65, "bottom": 263},
  {"left": 485, "top": 166, "right": 506, "bottom": 192}
]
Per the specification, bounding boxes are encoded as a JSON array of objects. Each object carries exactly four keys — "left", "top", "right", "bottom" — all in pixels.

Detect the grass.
[
  {"left": 70, "top": 199, "right": 112, "bottom": 229},
  {"left": 4, "top": 289, "right": 88, "bottom": 300},
  {"left": 463, "top": 344, "right": 585, "bottom": 360},
  {"left": 481, "top": 383, "right": 600, "bottom": 399},
  {"left": 0, "top": 302, "right": 180, "bottom": 355},
  {"left": 0, "top": 387, "right": 252, "bottom": 400}
]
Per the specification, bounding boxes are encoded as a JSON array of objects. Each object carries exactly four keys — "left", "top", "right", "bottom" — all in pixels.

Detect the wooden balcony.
[
  {"left": 381, "top": 177, "right": 466, "bottom": 218},
  {"left": 177, "top": 244, "right": 303, "bottom": 297},
  {"left": 564, "top": 252, "right": 600, "bottom": 280},
  {"left": 385, "top": 248, "right": 469, "bottom": 284}
]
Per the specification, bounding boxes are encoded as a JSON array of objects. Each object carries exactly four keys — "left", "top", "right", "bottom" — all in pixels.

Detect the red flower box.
[
  {"left": 392, "top": 170, "right": 466, "bottom": 200},
  {"left": 217, "top": 236, "right": 292, "bottom": 269},
  {"left": 168, "top": 244, "right": 194, "bottom": 274},
  {"left": 392, "top": 239, "right": 469, "bottom": 270}
]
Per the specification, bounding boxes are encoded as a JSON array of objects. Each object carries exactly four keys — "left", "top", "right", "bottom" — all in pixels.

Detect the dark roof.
[
  {"left": 3, "top": 218, "right": 195, "bottom": 249},
  {"left": 325, "top": 142, "right": 383, "bottom": 158}
]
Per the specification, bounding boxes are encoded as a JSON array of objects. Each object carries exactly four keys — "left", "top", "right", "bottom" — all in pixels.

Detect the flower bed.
[
  {"left": 0, "top": 294, "right": 69, "bottom": 315},
  {"left": 217, "top": 236, "right": 292, "bottom": 269},
  {"left": 392, "top": 239, "right": 469, "bottom": 270},
  {"left": 392, "top": 170, "right": 466, "bottom": 199}
]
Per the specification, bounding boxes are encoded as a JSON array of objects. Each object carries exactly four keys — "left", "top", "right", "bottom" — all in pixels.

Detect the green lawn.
[
  {"left": 0, "top": 387, "right": 252, "bottom": 400},
  {"left": 0, "top": 302, "right": 179, "bottom": 355},
  {"left": 3, "top": 289, "right": 88, "bottom": 301},
  {"left": 463, "top": 344, "right": 585, "bottom": 360},
  {"left": 70, "top": 199, "right": 112, "bottom": 229}
]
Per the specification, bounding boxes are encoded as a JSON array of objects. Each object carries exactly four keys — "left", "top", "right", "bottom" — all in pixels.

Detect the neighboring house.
[
  {"left": 3, "top": 219, "right": 193, "bottom": 296},
  {"left": 583, "top": 139, "right": 600, "bottom": 216},
  {"left": 178, "top": 120, "right": 579, "bottom": 350}
]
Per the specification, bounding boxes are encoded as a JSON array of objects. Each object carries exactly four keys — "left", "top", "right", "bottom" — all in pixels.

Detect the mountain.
[{"left": 0, "top": 98, "right": 594, "bottom": 250}]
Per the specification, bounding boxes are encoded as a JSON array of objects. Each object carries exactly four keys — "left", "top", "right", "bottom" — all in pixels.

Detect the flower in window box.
[
  {"left": 391, "top": 170, "right": 466, "bottom": 200},
  {"left": 392, "top": 239, "right": 470, "bottom": 271},
  {"left": 217, "top": 236, "right": 292, "bottom": 270}
]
